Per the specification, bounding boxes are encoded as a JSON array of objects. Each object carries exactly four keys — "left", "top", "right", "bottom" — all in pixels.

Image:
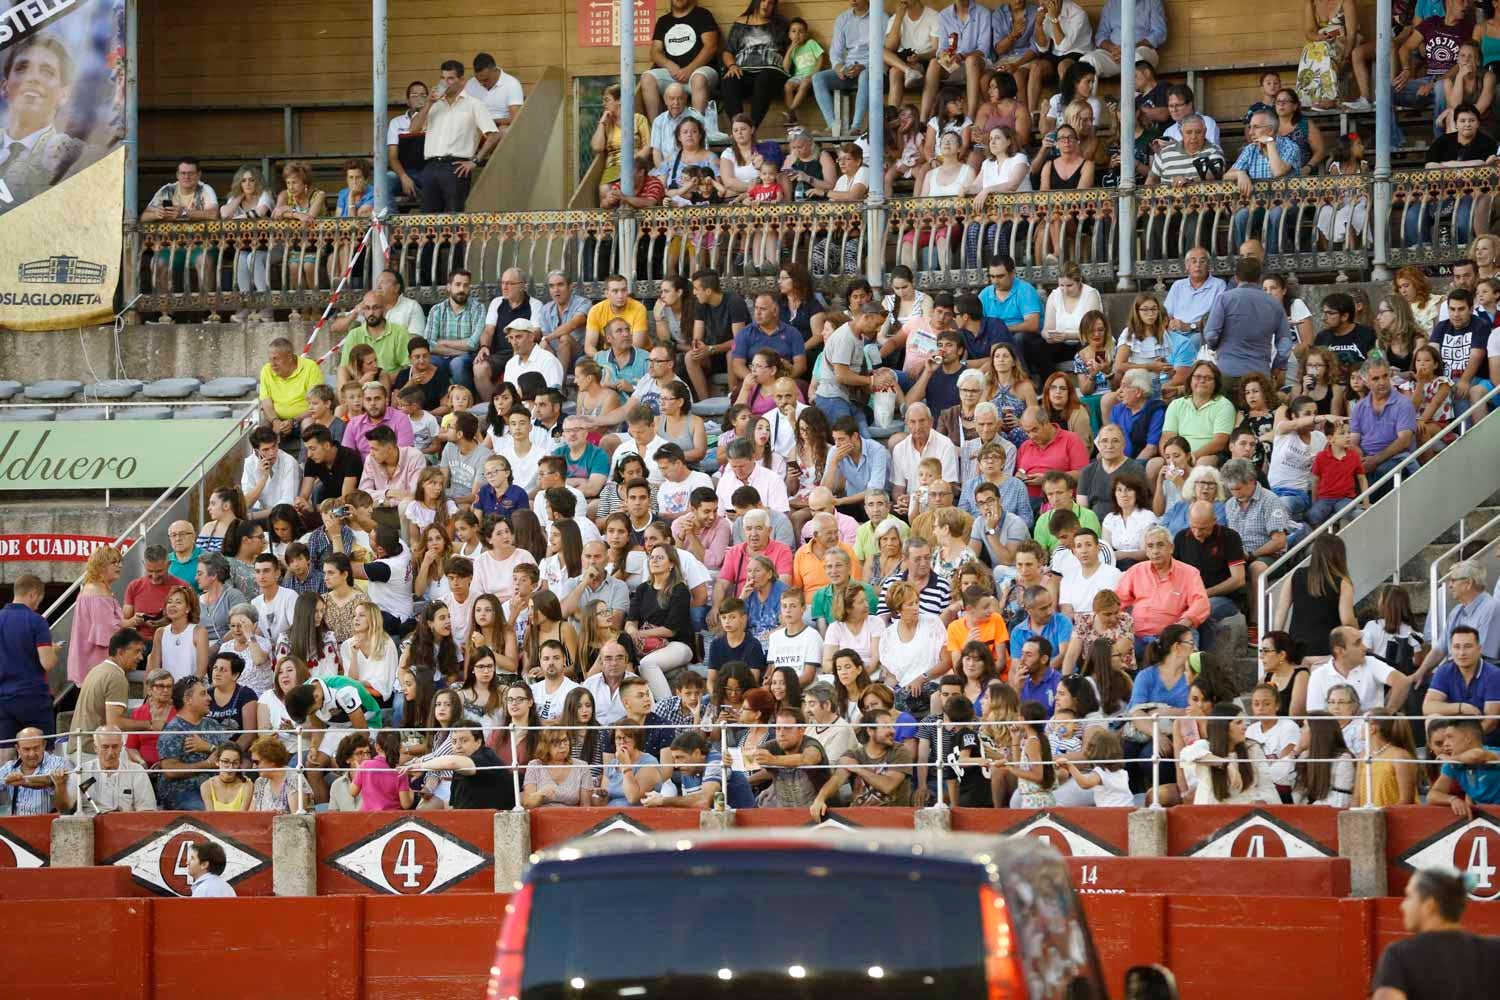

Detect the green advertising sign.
[{"left": 0, "top": 419, "right": 244, "bottom": 491}]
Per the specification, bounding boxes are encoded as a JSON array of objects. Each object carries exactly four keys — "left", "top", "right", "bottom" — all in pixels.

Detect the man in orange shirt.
[
  {"left": 945, "top": 585, "right": 1010, "bottom": 679},
  {"left": 791, "top": 514, "right": 861, "bottom": 604}
]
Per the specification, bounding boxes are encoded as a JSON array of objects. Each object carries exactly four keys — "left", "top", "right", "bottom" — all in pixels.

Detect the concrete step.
[{"left": 1433, "top": 507, "right": 1500, "bottom": 546}]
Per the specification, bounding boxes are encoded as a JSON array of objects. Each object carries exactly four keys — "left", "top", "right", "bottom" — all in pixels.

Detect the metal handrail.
[
  {"left": 1429, "top": 512, "right": 1500, "bottom": 642},
  {"left": 40, "top": 403, "right": 259, "bottom": 626},
  {"left": 1258, "top": 378, "right": 1500, "bottom": 630}
]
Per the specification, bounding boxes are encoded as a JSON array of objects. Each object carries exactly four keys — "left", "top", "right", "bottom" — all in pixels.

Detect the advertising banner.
[
  {"left": 0, "top": 531, "right": 129, "bottom": 559},
  {"left": 0, "top": 0, "right": 126, "bottom": 330},
  {"left": 0, "top": 418, "right": 241, "bottom": 490}
]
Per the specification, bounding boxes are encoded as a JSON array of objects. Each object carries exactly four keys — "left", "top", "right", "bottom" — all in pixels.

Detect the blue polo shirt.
[
  {"left": 1430, "top": 659, "right": 1500, "bottom": 747},
  {"left": 169, "top": 548, "right": 202, "bottom": 591},
  {"left": 1009, "top": 614, "right": 1074, "bottom": 662},
  {"left": 595, "top": 347, "right": 648, "bottom": 386},
  {"left": 732, "top": 322, "right": 806, "bottom": 363},
  {"left": 0, "top": 602, "right": 51, "bottom": 699},
  {"left": 979, "top": 280, "right": 1044, "bottom": 330},
  {"left": 1019, "top": 668, "right": 1063, "bottom": 716}
]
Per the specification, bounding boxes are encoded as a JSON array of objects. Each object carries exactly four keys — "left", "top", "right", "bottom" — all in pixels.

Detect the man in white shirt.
[
  {"left": 462, "top": 52, "right": 524, "bottom": 130},
  {"left": 187, "top": 842, "right": 237, "bottom": 898},
  {"left": 1305, "top": 626, "right": 1412, "bottom": 713},
  {"left": 716, "top": 437, "right": 790, "bottom": 511},
  {"left": 883, "top": 0, "right": 940, "bottom": 106},
  {"left": 69, "top": 726, "right": 157, "bottom": 813},
  {"left": 240, "top": 426, "right": 302, "bottom": 518},
  {"left": 348, "top": 526, "right": 414, "bottom": 635},
  {"left": 1056, "top": 528, "right": 1122, "bottom": 617},
  {"left": 655, "top": 444, "right": 713, "bottom": 519},
  {"left": 582, "top": 642, "right": 635, "bottom": 725},
  {"left": 530, "top": 640, "right": 581, "bottom": 720},
  {"left": 501, "top": 318, "right": 564, "bottom": 388},
  {"left": 250, "top": 554, "right": 298, "bottom": 643},
  {"left": 889, "top": 402, "right": 959, "bottom": 513},
  {"left": 409, "top": 58, "right": 500, "bottom": 212},
  {"left": 387, "top": 80, "right": 429, "bottom": 199}
]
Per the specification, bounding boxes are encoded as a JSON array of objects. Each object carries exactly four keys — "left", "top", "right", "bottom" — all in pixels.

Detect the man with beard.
[{"left": 425, "top": 269, "right": 487, "bottom": 390}]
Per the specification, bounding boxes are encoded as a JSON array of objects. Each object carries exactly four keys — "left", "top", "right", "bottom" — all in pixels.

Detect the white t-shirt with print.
[{"left": 768, "top": 626, "right": 824, "bottom": 676}]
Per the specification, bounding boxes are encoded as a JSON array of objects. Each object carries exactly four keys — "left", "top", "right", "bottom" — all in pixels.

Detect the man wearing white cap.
[{"left": 503, "top": 317, "right": 564, "bottom": 389}]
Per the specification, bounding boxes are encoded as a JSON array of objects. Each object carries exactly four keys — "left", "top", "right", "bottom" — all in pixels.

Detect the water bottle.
[{"left": 794, "top": 176, "right": 808, "bottom": 201}]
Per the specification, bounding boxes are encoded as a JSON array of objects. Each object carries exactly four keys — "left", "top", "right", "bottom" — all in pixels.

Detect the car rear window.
[{"left": 520, "top": 868, "right": 986, "bottom": 999}]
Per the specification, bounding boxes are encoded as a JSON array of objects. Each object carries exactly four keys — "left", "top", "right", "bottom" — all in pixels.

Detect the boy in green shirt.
[{"left": 782, "top": 17, "right": 826, "bottom": 125}]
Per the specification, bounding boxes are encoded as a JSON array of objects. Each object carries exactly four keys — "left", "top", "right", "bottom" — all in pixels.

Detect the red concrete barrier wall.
[
  {"left": 317, "top": 811, "right": 495, "bottom": 895},
  {"left": 1065, "top": 857, "right": 1350, "bottom": 896},
  {"left": 152, "top": 896, "right": 363, "bottom": 1000},
  {"left": 1383, "top": 804, "right": 1500, "bottom": 900},
  {"left": 0, "top": 864, "right": 147, "bottom": 899},
  {"left": 0, "top": 898, "right": 151, "bottom": 998},
  {"left": 1166, "top": 805, "right": 1340, "bottom": 858},
  {"left": 0, "top": 815, "right": 52, "bottom": 867},
  {"left": 95, "top": 811, "right": 275, "bottom": 897},
  {"left": 952, "top": 807, "right": 1130, "bottom": 856},
  {"left": 363, "top": 894, "right": 510, "bottom": 999},
  {"left": 1079, "top": 892, "right": 1166, "bottom": 991},
  {"left": 529, "top": 806, "right": 700, "bottom": 852}
]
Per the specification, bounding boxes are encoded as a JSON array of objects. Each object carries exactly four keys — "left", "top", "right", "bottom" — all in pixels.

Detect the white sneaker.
[
  {"left": 904, "top": 67, "right": 923, "bottom": 89},
  {"left": 1341, "top": 97, "right": 1372, "bottom": 112}
]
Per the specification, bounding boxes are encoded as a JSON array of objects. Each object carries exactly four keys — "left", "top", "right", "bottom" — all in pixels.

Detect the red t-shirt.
[
  {"left": 1312, "top": 446, "right": 1363, "bottom": 500},
  {"left": 1015, "top": 430, "right": 1089, "bottom": 497},
  {"left": 124, "top": 575, "right": 177, "bottom": 640}
]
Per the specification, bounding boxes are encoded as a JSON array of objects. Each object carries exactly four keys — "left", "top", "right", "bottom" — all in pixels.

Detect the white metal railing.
[
  {"left": 1259, "top": 380, "right": 1500, "bottom": 631},
  {"left": 9, "top": 712, "right": 1482, "bottom": 819},
  {"left": 1428, "top": 513, "right": 1500, "bottom": 642}
]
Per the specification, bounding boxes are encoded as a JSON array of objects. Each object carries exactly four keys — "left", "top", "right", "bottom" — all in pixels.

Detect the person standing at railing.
[
  {"left": 0, "top": 575, "right": 57, "bottom": 756},
  {"left": 1426, "top": 717, "right": 1500, "bottom": 820},
  {"left": 409, "top": 59, "right": 499, "bottom": 214}
]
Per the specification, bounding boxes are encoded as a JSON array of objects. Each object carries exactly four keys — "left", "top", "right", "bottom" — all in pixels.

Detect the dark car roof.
[{"left": 526, "top": 826, "right": 1065, "bottom": 882}]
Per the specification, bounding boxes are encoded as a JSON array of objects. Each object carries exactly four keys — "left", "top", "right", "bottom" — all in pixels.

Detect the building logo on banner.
[
  {"left": 0, "top": 827, "right": 47, "bottom": 868},
  {"left": 1001, "top": 813, "right": 1122, "bottom": 858},
  {"left": 0, "top": 0, "right": 126, "bottom": 330},
  {"left": 1184, "top": 809, "right": 1335, "bottom": 858},
  {"left": 102, "top": 818, "right": 269, "bottom": 896},
  {"left": 324, "top": 817, "right": 490, "bottom": 895},
  {"left": 1394, "top": 814, "right": 1500, "bottom": 901}
]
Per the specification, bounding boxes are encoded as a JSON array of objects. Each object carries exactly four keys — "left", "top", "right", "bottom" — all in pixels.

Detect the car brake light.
[
  {"left": 487, "top": 883, "right": 534, "bottom": 1000},
  {"left": 978, "top": 885, "right": 1025, "bottom": 1000}
]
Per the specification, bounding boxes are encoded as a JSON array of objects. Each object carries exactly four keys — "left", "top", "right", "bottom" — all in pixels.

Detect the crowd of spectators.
[{"left": 12, "top": 205, "right": 1500, "bottom": 818}]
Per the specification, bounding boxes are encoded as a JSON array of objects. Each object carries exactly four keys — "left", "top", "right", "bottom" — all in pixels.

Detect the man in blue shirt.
[
  {"left": 920, "top": 1, "right": 991, "bottom": 122},
  {"left": 825, "top": 416, "right": 891, "bottom": 517},
  {"left": 813, "top": 0, "right": 872, "bottom": 134},
  {"left": 1080, "top": 0, "right": 1168, "bottom": 79},
  {"left": 1016, "top": 636, "right": 1062, "bottom": 716},
  {"left": 978, "top": 255, "right": 1045, "bottom": 377},
  {"left": 731, "top": 292, "right": 808, "bottom": 394},
  {"left": 1227, "top": 111, "right": 1302, "bottom": 253},
  {"left": 1008, "top": 585, "right": 1073, "bottom": 662},
  {"left": 536, "top": 270, "right": 592, "bottom": 374},
  {"left": 954, "top": 293, "right": 1013, "bottom": 364},
  {"left": 1422, "top": 564, "right": 1500, "bottom": 681},
  {"left": 1422, "top": 626, "right": 1500, "bottom": 747},
  {"left": 0, "top": 575, "right": 57, "bottom": 743},
  {"left": 1429, "top": 718, "right": 1500, "bottom": 816},
  {"left": 1111, "top": 370, "right": 1167, "bottom": 461}
]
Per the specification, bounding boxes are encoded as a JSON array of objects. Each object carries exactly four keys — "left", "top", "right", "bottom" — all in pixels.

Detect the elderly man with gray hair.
[
  {"left": 1116, "top": 523, "right": 1211, "bottom": 656},
  {"left": 69, "top": 725, "right": 158, "bottom": 813},
  {"left": 1221, "top": 457, "right": 1289, "bottom": 630},
  {"left": 1420, "top": 560, "right": 1500, "bottom": 677},
  {"left": 1106, "top": 368, "right": 1168, "bottom": 464},
  {"left": 1226, "top": 108, "right": 1301, "bottom": 253},
  {"left": 1350, "top": 354, "right": 1419, "bottom": 487}
]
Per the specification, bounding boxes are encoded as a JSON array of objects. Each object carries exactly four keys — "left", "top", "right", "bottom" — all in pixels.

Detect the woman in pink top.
[
  {"left": 68, "top": 545, "right": 140, "bottom": 685},
  {"left": 352, "top": 730, "right": 415, "bottom": 811}
]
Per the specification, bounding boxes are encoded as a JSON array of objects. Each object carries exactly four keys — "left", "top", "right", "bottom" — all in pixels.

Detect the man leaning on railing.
[{"left": 1225, "top": 111, "right": 1301, "bottom": 255}]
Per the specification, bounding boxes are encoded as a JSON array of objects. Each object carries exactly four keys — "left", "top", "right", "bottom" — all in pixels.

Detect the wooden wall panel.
[{"left": 140, "top": 0, "right": 1344, "bottom": 170}]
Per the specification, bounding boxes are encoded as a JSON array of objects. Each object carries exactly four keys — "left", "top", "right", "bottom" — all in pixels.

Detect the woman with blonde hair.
[
  {"left": 1373, "top": 293, "right": 1425, "bottom": 374},
  {"left": 271, "top": 159, "right": 326, "bottom": 290},
  {"left": 220, "top": 164, "right": 274, "bottom": 320},
  {"left": 1472, "top": 233, "right": 1500, "bottom": 281},
  {"left": 341, "top": 600, "right": 398, "bottom": 704},
  {"left": 68, "top": 545, "right": 136, "bottom": 685}
]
